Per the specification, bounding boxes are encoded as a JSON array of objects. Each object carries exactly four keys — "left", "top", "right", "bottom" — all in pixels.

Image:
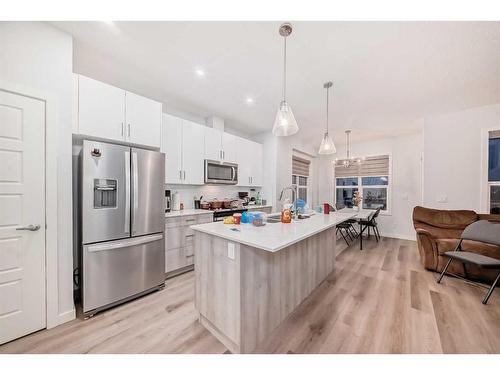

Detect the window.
[
  {"left": 292, "top": 175, "right": 308, "bottom": 202},
  {"left": 292, "top": 155, "right": 311, "bottom": 204},
  {"left": 334, "top": 155, "right": 390, "bottom": 212},
  {"left": 488, "top": 131, "right": 500, "bottom": 214}
]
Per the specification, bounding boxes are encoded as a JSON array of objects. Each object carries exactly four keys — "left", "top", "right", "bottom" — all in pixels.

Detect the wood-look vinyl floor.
[{"left": 1, "top": 236, "right": 499, "bottom": 354}]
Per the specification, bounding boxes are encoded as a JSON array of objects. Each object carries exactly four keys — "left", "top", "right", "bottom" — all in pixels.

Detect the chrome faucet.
[{"left": 279, "top": 185, "right": 298, "bottom": 220}]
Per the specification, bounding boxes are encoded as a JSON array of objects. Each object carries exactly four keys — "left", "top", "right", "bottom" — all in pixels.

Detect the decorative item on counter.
[
  {"left": 323, "top": 203, "right": 330, "bottom": 214},
  {"left": 233, "top": 213, "right": 242, "bottom": 224},
  {"left": 295, "top": 199, "right": 305, "bottom": 214},
  {"left": 281, "top": 202, "right": 293, "bottom": 223},
  {"left": 223, "top": 216, "right": 235, "bottom": 224},
  {"left": 252, "top": 212, "right": 265, "bottom": 226},
  {"left": 315, "top": 205, "right": 323, "bottom": 213},
  {"left": 200, "top": 201, "right": 210, "bottom": 210},
  {"left": 352, "top": 191, "right": 363, "bottom": 212},
  {"left": 240, "top": 211, "right": 249, "bottom": 224},
  {"left": 180, "top": 202, "right": 184, "bottom": 211}
]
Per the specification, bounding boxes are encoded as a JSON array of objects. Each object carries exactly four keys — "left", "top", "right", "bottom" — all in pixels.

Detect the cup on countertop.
[{"left": 194, "top": 200, "right": 201, "bottom": 209}]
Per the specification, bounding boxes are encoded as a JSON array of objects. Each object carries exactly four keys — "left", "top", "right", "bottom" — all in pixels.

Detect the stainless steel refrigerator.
[{"left": 80, "top": 140, "right": 165, "bottom": 317}]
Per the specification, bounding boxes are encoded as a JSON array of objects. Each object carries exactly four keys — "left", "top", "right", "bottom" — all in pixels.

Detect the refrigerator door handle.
[
  {"left": 124, "top": 151, "right": 130, "bottom": 234},
  {"left": 86, "top": 233, "right": 164, "bottom": 253},
  {"left": 132, "top": 151, "right": 139, "bottom": 235}
]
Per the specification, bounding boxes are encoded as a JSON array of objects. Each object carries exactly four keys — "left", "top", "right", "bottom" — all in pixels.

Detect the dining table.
[{"left": 337, "top": 208, "right": 377, "bottom": 250}]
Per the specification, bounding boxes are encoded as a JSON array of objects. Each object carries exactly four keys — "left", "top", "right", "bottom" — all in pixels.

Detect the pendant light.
[
  {"left": 335, "top": 130, "right": 363, "bottom": 168},
  {"left": 318, "top": 81, "right": 336, "bottom": 154},
  {"left": 272, "top": 22, "right": 299, "bottom": 137}
]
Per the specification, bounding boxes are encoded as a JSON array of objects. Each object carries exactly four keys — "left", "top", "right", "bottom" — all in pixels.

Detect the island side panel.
[
  {"left": 194, "top": 232, "right": 241, "bottom": 351},
  {"left": 239, "top": 227, "right": 336, "bottom": 353}
]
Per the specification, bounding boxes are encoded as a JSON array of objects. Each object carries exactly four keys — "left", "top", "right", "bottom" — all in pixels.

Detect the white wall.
[
  {"left": 0, "top": 22, "right": 75, "bottom": 324},
  {"left": 334, "top": 133, "right": 423, "bottom": 240},
  {"left": 422, "top": 103, "right": 500, "bottom": 213}
]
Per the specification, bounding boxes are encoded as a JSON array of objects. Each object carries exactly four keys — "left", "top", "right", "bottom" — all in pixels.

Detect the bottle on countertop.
[
  {"left": 255, "top": 191, "right": 262, "bottom": 206},
  {"left": 281, "top": 200, "right": 292, "bottom": 224}
]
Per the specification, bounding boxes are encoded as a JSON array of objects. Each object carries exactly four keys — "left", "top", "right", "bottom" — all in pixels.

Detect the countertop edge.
[{"left": 191, "top": 214, "right": 355, "bottom": 252}]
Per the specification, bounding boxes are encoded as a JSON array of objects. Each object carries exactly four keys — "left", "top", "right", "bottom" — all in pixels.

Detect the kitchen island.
[{"left": 191, "top": 212, "right": 355, "bottom": 353}]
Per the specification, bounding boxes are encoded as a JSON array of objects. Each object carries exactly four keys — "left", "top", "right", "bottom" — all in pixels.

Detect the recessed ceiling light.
[
  {"left": 246, "top": 97, "right": 254, "bottom": 104},
  {"left": 195, "top": 69, "right": 205, "bottom": 77}
]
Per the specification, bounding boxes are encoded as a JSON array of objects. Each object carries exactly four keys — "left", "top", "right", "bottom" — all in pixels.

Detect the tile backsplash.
[{"left": 165, "top": 184, "right": 262, "bottom": 209}]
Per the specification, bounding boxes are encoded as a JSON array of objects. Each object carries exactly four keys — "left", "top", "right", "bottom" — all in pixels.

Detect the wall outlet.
[
  {"left": 227, "top": 242, "right": 235, "bottom": 260},
  {"left": 437, "top": 195, "right": 448, "bottom": 203}
]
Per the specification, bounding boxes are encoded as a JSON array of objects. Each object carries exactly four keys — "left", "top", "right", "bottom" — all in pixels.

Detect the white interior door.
[{"left": 0, "top": 90, "right": 46, "bottom": 345}]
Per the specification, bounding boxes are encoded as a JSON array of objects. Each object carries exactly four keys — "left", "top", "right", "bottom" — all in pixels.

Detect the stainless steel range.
[{"left": 79, "top": 140, "right": 165, "bottom": 317}]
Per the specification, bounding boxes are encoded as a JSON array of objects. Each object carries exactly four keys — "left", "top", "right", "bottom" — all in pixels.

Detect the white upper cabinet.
[
  {"left": 76, "top": 74, "right": 161, "bottom": 148},
  {"left": 204, "top": 128, "right": 237, "bottom": 163},
  {"left": 125, "top": 91, "right": 162, "bottom": 148},
  {"left": 221, "top": 132, "right": 237, "bottom": 163},
  {"left": 204, "top": 127, "right": 223, "bottom": 161},
  {"left": 251, "top": 141, "right": 263, "bottom": 187},
  {"left": 161, "top": 114, "right": 205, "bottom": 185},
  {"left": 162, "top": 114, "right": 183, "bottom": 184},
  {"left": 78, "top": 75, "right": 126, "bottom": 142},
  {"left": 236, "top": 137, "right": 263, "bottom": 187},
  {"left": 181, "top": 120, "right": 205, "bottom": 185}
]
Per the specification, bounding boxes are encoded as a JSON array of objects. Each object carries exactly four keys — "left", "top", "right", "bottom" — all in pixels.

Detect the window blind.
[
  {"left": 489, "top": 130, "right": 500, "bottom": 139},
  {"left": 335, "top": 155, "right": 389, "bottom": 177},
  {"left": 292, "top": 155, "right": 310, "bottom": 176}
]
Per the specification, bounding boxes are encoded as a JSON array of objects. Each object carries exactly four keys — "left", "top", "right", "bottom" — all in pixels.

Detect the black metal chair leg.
[
  {"left": 482, "top": 272, "right": 500, "bottom": 304},
  {"left": 339, "top": 229, "right": 349, "bottom": 246},
  {"left": 437, "top": 258, "right": 454, "bottom": 283},
  {"left": 345, "top": 228, "right": 353, "bottom": 240},
  {"left": 375, "top": 226, "right": 381, "bottom": 240}
]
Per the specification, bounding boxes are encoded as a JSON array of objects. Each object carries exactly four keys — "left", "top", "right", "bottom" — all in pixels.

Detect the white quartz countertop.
[
  {"left": 165, "top": 205, "right": 272, "bottom": 218},
  {"left": 190, "top": 212, "right": 356, "bottom": 252}
]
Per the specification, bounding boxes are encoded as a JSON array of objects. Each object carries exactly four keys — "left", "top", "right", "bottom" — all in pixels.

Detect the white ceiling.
[{"left": 52, "top": 21, "right": 500, "bottom": 147}]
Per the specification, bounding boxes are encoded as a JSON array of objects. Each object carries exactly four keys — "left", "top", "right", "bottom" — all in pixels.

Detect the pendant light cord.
[
  {"left": 283, "top": 36, "right": 287, "bottom": 102},
  {"left": 326, "top": 85, "right": 329, "bottom": 135},
  {"left": 346, "top": 131, "right": 350, "bottom": 159}
]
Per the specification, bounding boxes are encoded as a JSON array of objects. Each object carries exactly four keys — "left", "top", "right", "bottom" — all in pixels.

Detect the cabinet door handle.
[
  {"left": 121, "top": 122, "right": 124, "bottom": 137},
  {"left": 179, "top": 170, "right": 182, "bottom": 180},
  {"left": 183, "top": 171, "right": 186, "bottom": 180},
  {"left": 127, "top": 123, "right": 131, "bottom": 139},
  {"left": 223, "top": 150, "right": 225, "bottom": 159}
]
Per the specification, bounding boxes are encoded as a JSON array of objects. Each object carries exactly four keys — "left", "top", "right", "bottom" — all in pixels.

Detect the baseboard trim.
[
  {"left": 50, "top": 308, "right": 76, "bottom": 328},
  {"left": 381, "top": 232, "right": 416, "bottom": 241}
]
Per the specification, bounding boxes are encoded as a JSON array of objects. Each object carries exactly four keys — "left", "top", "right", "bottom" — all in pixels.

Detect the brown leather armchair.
[{"left": 413, "top": 206, "right": 500, "bottom": 282}]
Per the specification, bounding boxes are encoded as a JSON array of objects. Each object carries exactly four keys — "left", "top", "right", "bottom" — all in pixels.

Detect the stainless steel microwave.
[{"left": 204, "top": 160, "right": 238, "bottom": 184}]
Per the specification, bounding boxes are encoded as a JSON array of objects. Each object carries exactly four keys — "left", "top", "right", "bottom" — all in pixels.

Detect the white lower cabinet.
[{"left": 164, "top": 213, "right": 212, "bottom": 276}]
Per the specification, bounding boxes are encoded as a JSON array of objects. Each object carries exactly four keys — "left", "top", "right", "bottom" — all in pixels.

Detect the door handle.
[
  {"left": 16, "top": 224, "right": 41, "bottom": 231},
  {"left": 132, "top": 152, "right": 139, "bottom": 235},
  {"left": 127, "top": 123, "right": 131, "bottom": 139},
  {"left": 183, "top": 170, "right": 186, "bottom": 180},
  {"left": 121, "top": 122, "right": 124, "bottom": 137},
  {"left": 124, "top": 151, "right": 130, "bottom": 234}
]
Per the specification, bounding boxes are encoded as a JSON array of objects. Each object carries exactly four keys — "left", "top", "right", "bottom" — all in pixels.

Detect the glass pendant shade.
[
  {"left": 272, "top": 100, "right": 299, "bottom": 136},
  {"left": 318, "top": 132, "right": 336, "bottom": 154}
]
